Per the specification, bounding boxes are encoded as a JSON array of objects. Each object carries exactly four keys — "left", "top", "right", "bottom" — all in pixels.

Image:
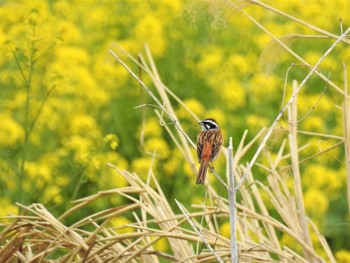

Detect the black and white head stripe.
[{"left": 200, "top": 118, "right": 219, "bottom": 131}]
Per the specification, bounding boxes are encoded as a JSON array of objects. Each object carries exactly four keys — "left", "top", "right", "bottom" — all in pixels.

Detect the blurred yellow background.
[{"left": 0, "top": 0, "right": 349, "bottom": 260}]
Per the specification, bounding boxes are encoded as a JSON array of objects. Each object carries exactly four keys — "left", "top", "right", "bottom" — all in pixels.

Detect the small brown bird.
[{"left": 196, "top": 118, "right": 223, "bottom": 185}]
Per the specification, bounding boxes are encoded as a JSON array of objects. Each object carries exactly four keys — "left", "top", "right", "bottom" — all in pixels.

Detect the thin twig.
[
  {"left": 298, "top": 140, "right": 344, "bottom": 165},
  {"left": 297, "top": 130, "right": 343, "bottom": 140}
]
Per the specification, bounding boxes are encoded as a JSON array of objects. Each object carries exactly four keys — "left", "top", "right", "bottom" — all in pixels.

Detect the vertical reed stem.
[
  {"left": 342, "top": 63, "right": 350, "bottom": 216},
  {"left": 288, "top": 80, "right": 315, "bottom": 262},
  {"left": 227, "top": 137, "right": 238, "bottom": 263}
]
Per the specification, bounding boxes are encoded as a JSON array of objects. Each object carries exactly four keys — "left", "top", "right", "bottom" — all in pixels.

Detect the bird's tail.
[{"left": 196, "top": 162, "right": 209, "bottom": 185}]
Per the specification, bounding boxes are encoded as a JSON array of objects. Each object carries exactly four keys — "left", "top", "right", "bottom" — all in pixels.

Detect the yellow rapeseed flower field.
[{"left": 0, "top": 0, "right": 349, "bottom": 261}]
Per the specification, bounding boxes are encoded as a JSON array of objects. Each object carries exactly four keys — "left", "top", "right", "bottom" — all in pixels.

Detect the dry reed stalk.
[
  {"left": 142, "top": 46, "right": 198, "bottom": 173},
  {"left": 288, "top": 80, "right": 314, "bottom": 262},
  {"left": 0, "top": 151, "right": 335, "bottom": 262},
  {"left": 343, "top": 63, "right": 350, "bottom": 216},
  {"left": 227, "top": 137, "right": 238, "bottom": 263}
]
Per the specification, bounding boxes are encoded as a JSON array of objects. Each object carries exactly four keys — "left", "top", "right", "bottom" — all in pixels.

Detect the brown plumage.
[{"left": 196, "top": 118, "right": 223, "bottom": 185}]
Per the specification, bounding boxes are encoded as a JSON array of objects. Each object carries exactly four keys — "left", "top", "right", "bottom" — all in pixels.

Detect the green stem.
[
  {"left": 72, "top": 167, "right": 87, "bottom": 200},
  {"left": 18, "top": 23, "right": 36, "bottom": 209}
]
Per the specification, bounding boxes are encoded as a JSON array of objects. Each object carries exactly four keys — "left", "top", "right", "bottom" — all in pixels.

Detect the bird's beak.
[{"left": 198, "top": 121, "right": 203, "bottom": 125}]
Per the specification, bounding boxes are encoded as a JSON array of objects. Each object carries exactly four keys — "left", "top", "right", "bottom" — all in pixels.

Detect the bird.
[{"left": 196, "top": 118, "right": 223, "bottom": 185}]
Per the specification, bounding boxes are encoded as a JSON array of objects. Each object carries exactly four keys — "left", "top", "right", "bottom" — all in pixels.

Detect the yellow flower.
[
  {"left": 304, "top": 164, "right": 343, "bottom": 198},
  {"left": 163, "top": 149, "right": 182, "bottom": 176},
  {"left": 40, "top": 153, "right": 60, "bottom": 169},
  {"left": 104, "top": 152, "right": 129, "bottom": 172},
  {"left": 55, "top": 174, "right": 69, "bottom": 187},
  {"left": 104, "top": 134, "right": 119, "bottom": 150},
  {"left": 297, "top": 94, "right": 334, "bottom": 116},
  {"left": 0, "top": 198, "right": 17, "bottom": 217},
  {"left": 280, "top": 233, "right": 302, "bottom": 253},
  {"left": 0, "top": 114, "right": 24, "bottom": 147},
  {"left": 25, "top": 161, "right": 52, "bottom": 189},
  {"left": 144, "top": 138, "right": 170, "bottom": 159},
  {"left": 133, "top": 15, "right": 165, "bottom": 56},
  {"left": 93, "top": 55, "right": 129, "bottom": 93},
  {"left": 101, "top": 169, "right": 129, "bottom": 189},
  {"left": 306, "top": 51, "right": 339, "bottom": 70},
  {"left": 250, "top": 74, "right": 280, "bottom": 99},
  {"left": 88, "top": 152, "right": 129, "bottom": 188},
  {"left": 191, "top": 195, "right": 204, "bottom": 205},
  {"left": 132, "top": 157, "right": 154, "bottom": 179},
  {"left": 304, "top": 189, "right": 328, "bottom": 216},
  {"left": 246, "top": 114, "right": 269, "bottom": 131},
  {"left": 301, "top": 138, "right": 341, "bottom": 166},
  {"left": 162, "top": 0, "right": 182, "bottom": 14},
  {"left": 26, "top": 8, "right": 41, "bottom": 26},
  {"left": 300, "top": 116, "right": 324, "bottom": 132},
  {"left": 2, "top": 39, "right": 16, "bottom": 57},
  {"left": 226, "top": 55, "right": 250, "bottom": 76},
  {"left": 151, "top": 237, "right": 169, "bottom": 252},
  {"left": 177, "top": 99, "right": 205, "bottom": 119},
  {"left": 0, "top": 162, "right": 16, "bottom": 189},
  {"left": 56, "top": 20, "right": 82, "bottom": 45},
  {"left": 317, "top": 139, "right": 340, "bottom": 163},
  {"left": 44, "top": 185, "right": 63, "bottom": 204},
  {"left": 336, "top": 250, "right": 350, "bottom": 263},
  {"left": 255, "top": 31, "right": 273, "bottom": 50},
  {"left": 259, "top": 190, "right": 274, "bottom": 210},
  {"left": 56, "top": 47, "right": 90, "bottom": 66},
  {"left": 184, "top": 161, "right": 195, "bottom": 179},
  {"left": 206, "top": 109, "right": 226, "bottom": 128},
  {"left": 86, "top": 7, "right": 108, "bottom": 27},
  {"left": 63, "top": 135, "right": 92, "bottom": 164},
  {"left": 110, "top": 216, "right": 134, "bottom": 234},
  {"left": 70, "top": 115, "right": 98, "bottom": 136},
  {"left": 221, "top": 80, "right": 245, "bottom": 109},
  {"left": 219, "top": 221, "right": 231, "bottom": 239},
  {"left": 184, "top": 98, "right": 205, "bottom": 117},
  {"left": 0, "top": 4, "right": 20, "bottom": 27},
  {"left": 138, "top": 118, "right": 163, "bottom": 139},
  {"left": 198, "top": 49, "right": 223, "bottom": 76}
]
